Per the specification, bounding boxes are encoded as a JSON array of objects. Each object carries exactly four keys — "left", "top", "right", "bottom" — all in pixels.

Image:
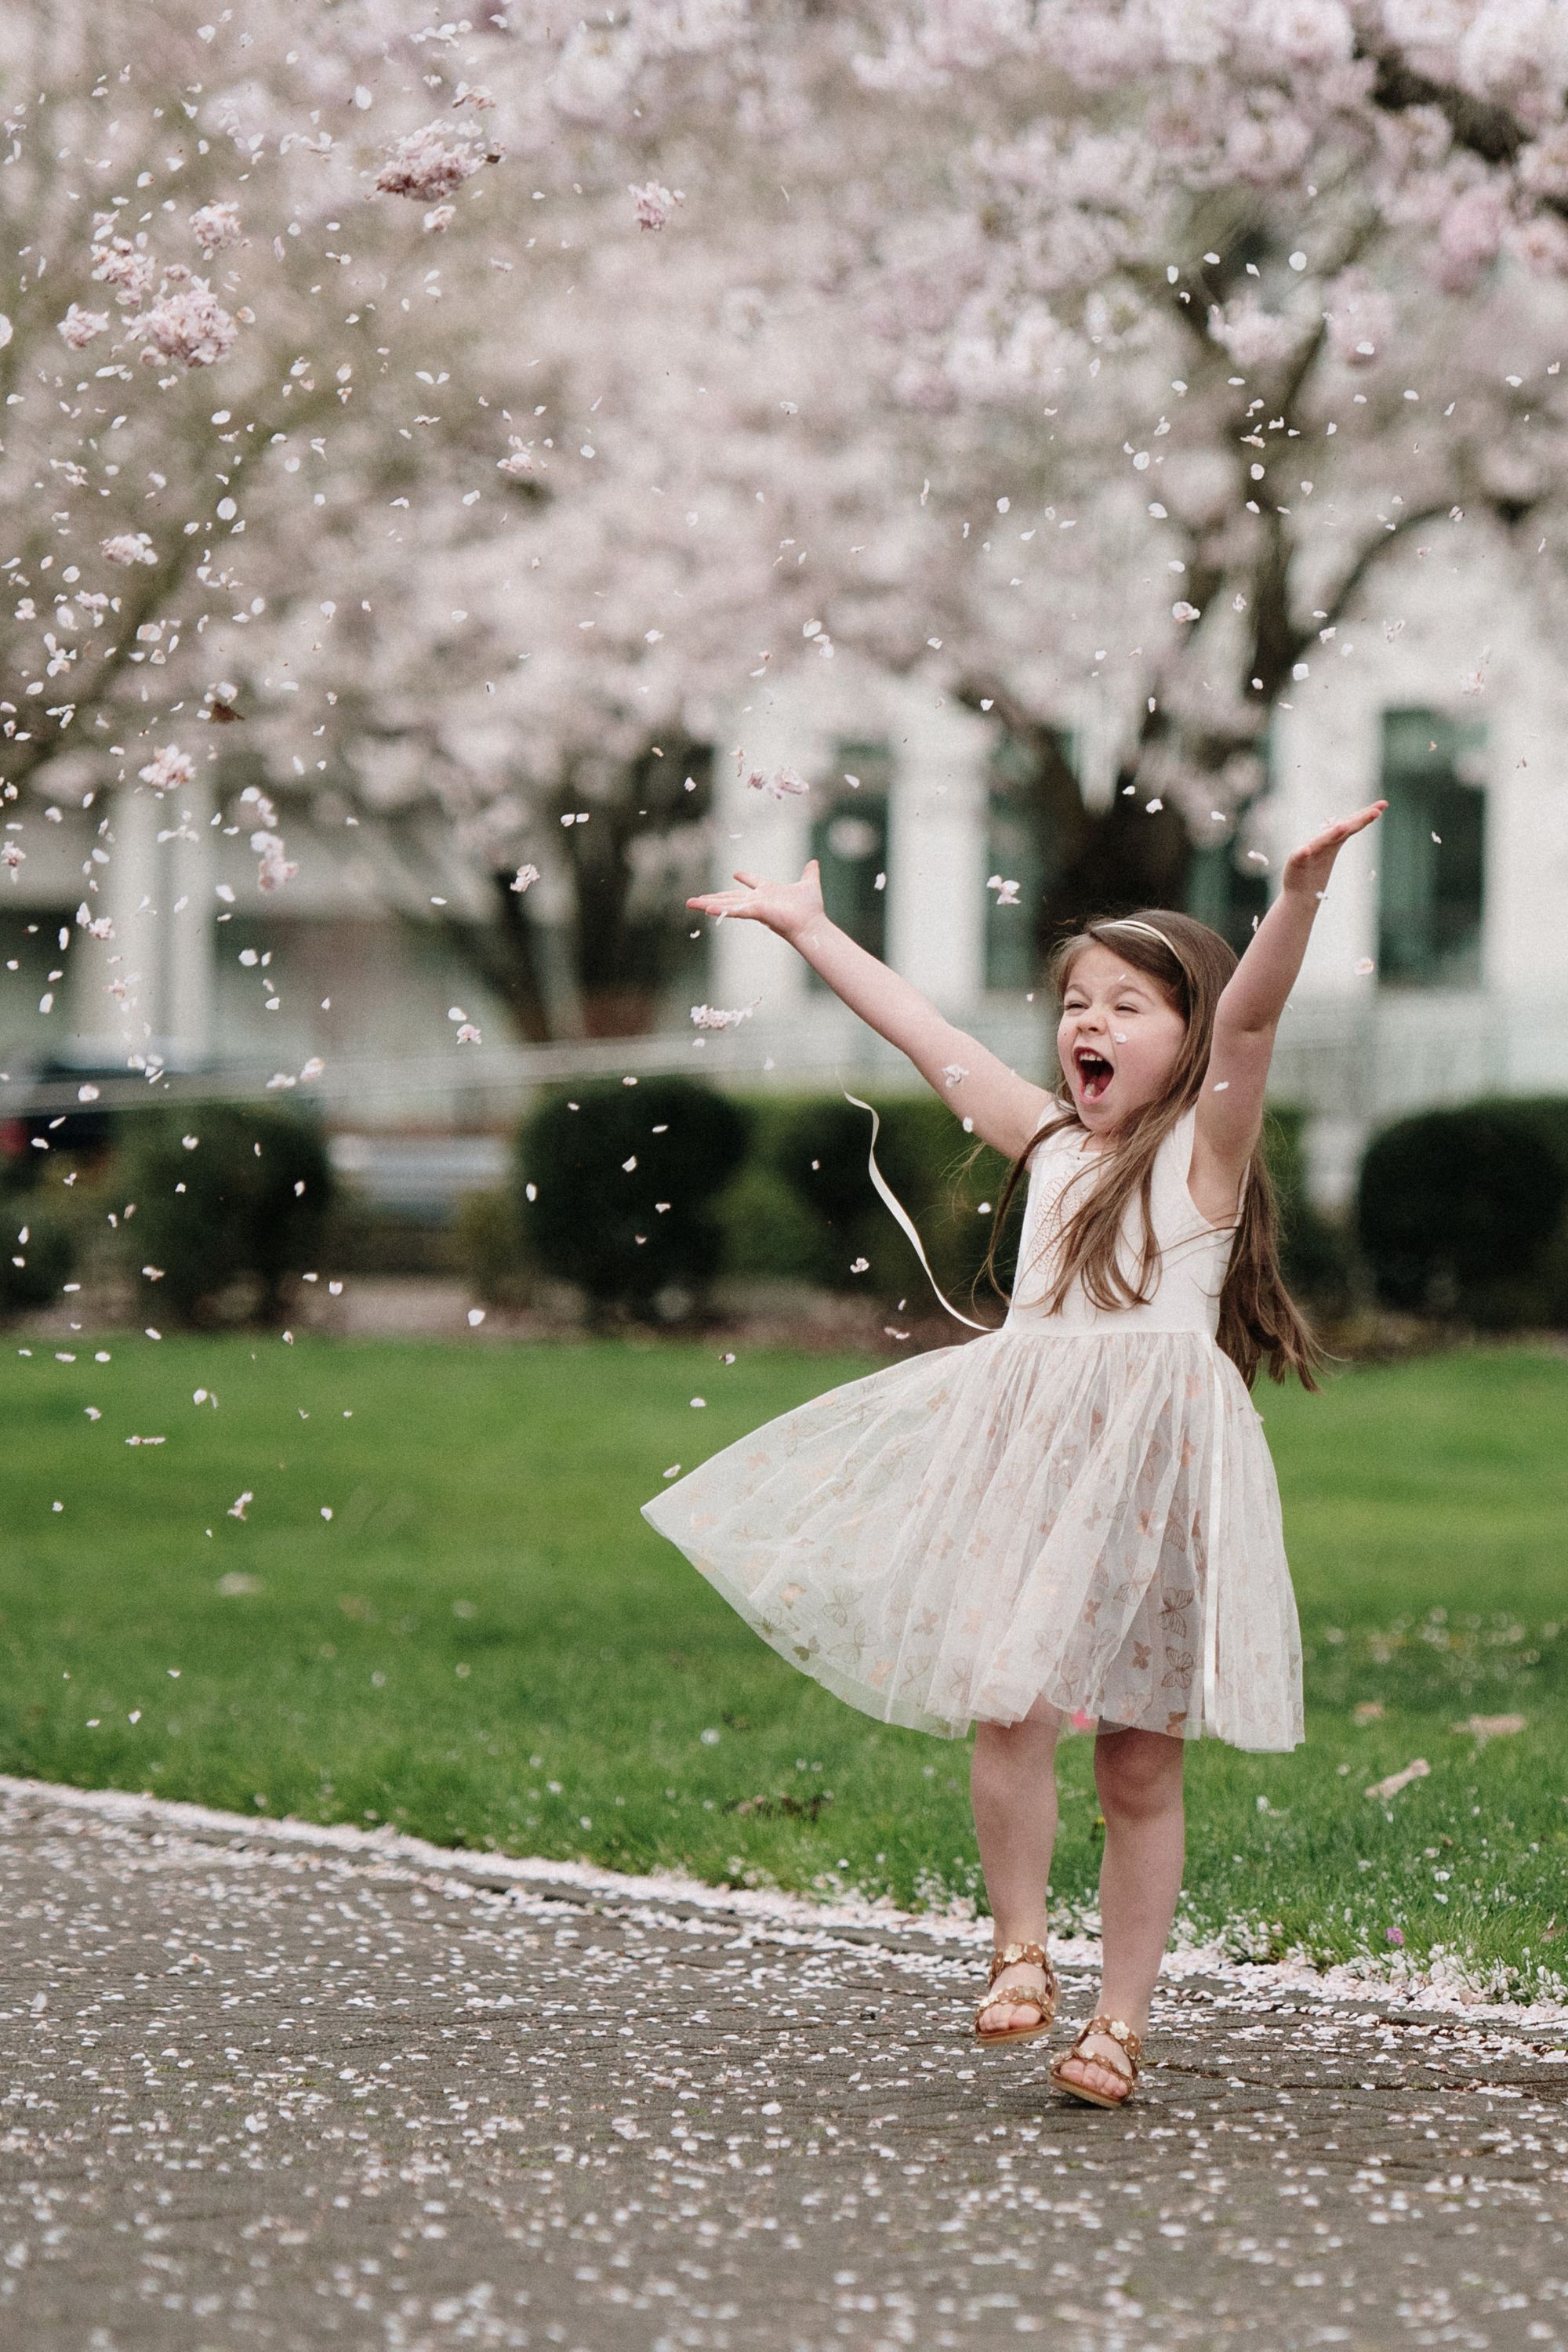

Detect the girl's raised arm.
[
  {"left": 688, "top": 859, "right": 1052, "bottom": 1160},
  {"left": 1192, "top": 800, "right": 1385, "bottom": 1208}
]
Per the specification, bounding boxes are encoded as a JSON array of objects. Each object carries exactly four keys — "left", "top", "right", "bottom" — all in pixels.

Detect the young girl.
[{"left": 642, "top": 800, "right": 1383, "bottom": 2107}]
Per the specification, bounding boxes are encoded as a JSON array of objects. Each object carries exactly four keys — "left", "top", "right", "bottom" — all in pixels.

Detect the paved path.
[{"left": 0, "top": 1780, "right": 1564, "bottom": 2351}]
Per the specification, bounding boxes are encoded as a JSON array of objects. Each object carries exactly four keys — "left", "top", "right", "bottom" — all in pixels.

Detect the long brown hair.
[{"left": 979, "top": 909, "right": 1321, "bottom": 1388}]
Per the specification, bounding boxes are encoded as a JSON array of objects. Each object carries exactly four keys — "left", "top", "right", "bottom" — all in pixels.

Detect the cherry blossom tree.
[
  {"left": 279, "top": 214, "right": 988, "bottom": 1033},
  {"left": 354, "top": 0, "right": 1568, "bottom": 1000},
  {"left": 0, "top": 0, "right": 862, "bottom": 1042},
  {"left": 237, "top": 11, "right": 974, "bottom": 1039},
  {"left": 0, "top": 3, "right": 551, "bottom": 947},
  {"left": 822, "top": 0, "right": 1568, "bottom": 938},
  {"left": 17, "top": 0, "right": 1568, "bottom": 1051},
  {"left": 0, "top": 7, "right": 387, "bottom": 808}
]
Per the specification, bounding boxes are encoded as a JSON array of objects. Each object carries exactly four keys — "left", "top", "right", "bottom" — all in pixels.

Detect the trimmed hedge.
[
  {"left": 517, "top": 1075, "right": 752, "bottom": 1319},
  {"left": 454, "top": 1187, "right": 533, "bottom": 1308},
  {"left": 1356, "top": 1097, "right": 1568, "bottom": 1327},
  {"left": 753, "top": 1091, "right": 1015, "bottom": 1309},
  {"left": 506, "top": 1077, "right": 1568, "bottom": 1334},
  {"left": 120, "top": 1103, "right": 334, "bottom": 1327},
  {"left": 0, "top": 1202, "right": 77, "bottom": 1316},
  {"left": 1263, "top": 1105, "right": 1359, "bottom": 1316},
  {"left": 711, "top": 1160, "right": 838, "bottom": 1288},
  {"left": 747, "top": 1095, "right": 1351, "bottom": 1316},
  {"left": 507, "top": 1080, "right": 1365, "bottom": 1322}
]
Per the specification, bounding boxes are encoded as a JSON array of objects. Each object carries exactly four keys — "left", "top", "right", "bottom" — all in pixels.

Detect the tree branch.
[
  {"left": 1317, "top": 499, "right": 1458, "bottom": 635},
  {"left": 1363, "top": 47, "right": 1528, "bottom": 170}
]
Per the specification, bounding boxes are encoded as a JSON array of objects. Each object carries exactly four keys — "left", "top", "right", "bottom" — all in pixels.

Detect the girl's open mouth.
[{"left": 1073, "top": 1047, "right": 1114, "bottom": 1103}]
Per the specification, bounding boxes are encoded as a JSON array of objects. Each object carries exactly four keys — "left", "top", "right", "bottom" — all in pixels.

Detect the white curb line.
[{"left": 3, "top": 1773, "right": 1563, "bottom": 2033}]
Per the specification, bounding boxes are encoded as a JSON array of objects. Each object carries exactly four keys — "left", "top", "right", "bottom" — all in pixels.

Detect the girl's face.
[{"left": 1056, "top": 942, "right": 1187, "bottom": 1137}]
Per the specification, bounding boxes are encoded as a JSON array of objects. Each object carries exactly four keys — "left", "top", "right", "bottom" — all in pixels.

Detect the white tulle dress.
[{"left": 641, "top": 1104, "right": 1303, "bottom": 1751}]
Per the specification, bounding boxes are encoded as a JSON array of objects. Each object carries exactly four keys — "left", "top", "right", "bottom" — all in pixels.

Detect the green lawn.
[{"left": 2, "top": 1334, "right": 1564, "bottom": 1996}]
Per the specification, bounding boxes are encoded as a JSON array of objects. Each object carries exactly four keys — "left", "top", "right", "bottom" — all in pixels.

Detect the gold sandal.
[
  {"left": 973, "top": 1940, "right": 1058, "bottom": 2048},
  {"left": 1048, "top": 2014, "right": 1142, "bottom": 2107}
]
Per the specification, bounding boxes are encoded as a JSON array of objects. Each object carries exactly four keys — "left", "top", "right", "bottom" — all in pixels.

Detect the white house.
[{"left": 700, "top": 530, "right": 1568, "bottom": 1203}]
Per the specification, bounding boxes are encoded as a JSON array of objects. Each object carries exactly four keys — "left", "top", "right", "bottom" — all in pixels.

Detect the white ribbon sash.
[{"left": 843, "top": 1091, "right": 991, "bottom": 1332}]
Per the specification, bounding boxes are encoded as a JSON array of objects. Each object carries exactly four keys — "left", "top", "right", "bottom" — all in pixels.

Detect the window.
[
  {"left": 1377, "top": 708, "right": 1486, "bottom": 987},
  {"left": 985, "top": 728, "right": 1073, "bottom": 989},
  {"left": 808, "top": 741, "right": 890, "bottom": 973},
  {"left": 0, "top": 907, "right": 73, "bottom": 1060},
  {"left": 1186, "top": 840, "right": 1270, "bottom": 956}
]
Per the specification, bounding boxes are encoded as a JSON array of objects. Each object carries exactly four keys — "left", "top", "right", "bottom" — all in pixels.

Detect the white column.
[
  {"left": 1481, "top": 677, "right": 1568, "bottom": 998},
  {"left": 164, "top": 770, "right": 216, "bottom": 1069},
  {"left": 67, "top": 781, "right": 161, "bottom": 1065},
  {"left": 711, "top": 681, "right": 826, "bottom": 1012},
  {"left": 1301, "top": 1116, "right": 1369, "bottom": 1211},
  {"left": 63, "top": 807, "right": 109, "bottom": 1065},
  {"left": 1266, "top": 693, "right": 1379, "bottom": 990},
  {"left": 885, "top": 688, "right": 990, "bottom": 1010}
]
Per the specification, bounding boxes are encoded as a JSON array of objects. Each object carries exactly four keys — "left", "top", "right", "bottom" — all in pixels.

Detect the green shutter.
[
  {"left": 1377, "top": 709, "right": 1486, "bottom": 986},
  {"left": 984, "top": 728, "right": 1073, "bottom": 989},
  {"left": 808, "top": 741, "right": 891, "bottom": 974}
]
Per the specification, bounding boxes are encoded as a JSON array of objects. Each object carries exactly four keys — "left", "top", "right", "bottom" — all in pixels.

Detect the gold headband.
[{"left": 1097, "top": 916, "right": 1181, "bottom": 960}]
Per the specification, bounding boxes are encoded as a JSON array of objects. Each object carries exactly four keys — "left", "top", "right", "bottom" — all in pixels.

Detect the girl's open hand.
[
  {"left": 1281, "top": 800, "right": 1386, "bottom": 901},
  {"left": 687, "top": 857, "right": 826, "bottom": 944}
]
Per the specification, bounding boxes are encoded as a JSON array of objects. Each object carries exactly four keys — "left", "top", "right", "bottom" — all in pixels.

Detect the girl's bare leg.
[
  {"left": 1054, "top": 1724, "right": 1186, "bottom": 2100},
  {"left": 969, "top": 1697, "right": 1063, "bottom": 2032}
]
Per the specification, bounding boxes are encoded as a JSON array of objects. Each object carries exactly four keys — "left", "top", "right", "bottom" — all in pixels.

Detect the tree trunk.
[
  {"left": 1049, "top": 793, "right": 1194, "bottom": 938},
  {"left": 558, "top": 735, "right": 715, "bottom": 1039},
  {"left": 956, "top": 681, "right": 1197, "bottom": 965},
  {"left": 433, "top": 736, "right": 717, "bottom": 1044}
]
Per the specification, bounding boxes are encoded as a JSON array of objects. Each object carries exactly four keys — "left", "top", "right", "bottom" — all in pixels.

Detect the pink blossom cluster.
[
  {"left": 862, "top": 0, "right": 1568, "bottom": 332},
  {"left": 629, "top": 181, "right": 683, "bottom": 231},
  {"left": 56, "top": 304, "right": 110, "bottom": 350},
  {"left": 237, "top": 786, "right": 297, "bottom": 891},
  {"left": 100, "top": 533, "right": 157, "bottom": 568},
  {"left": 125, "top": 278, "right": 238, "bottom": 371},
  {"left": 742, "top": 763, "right": 810, "bottom": 800},
  {"left": 254, "top": 834, "right": 299, "bottom": 892},
  {"left": 82, "top": 205, "right": 245, "bottom": 372},
  {"left": 374, "top": 122, "right": 492, "bottom": 201},
  {"left": 89, "top": 228, "right": 158, "bottom": 309},
  {"left": 1207, "top": 296, "right": 1301, "bottom": 372},
  {"left": 137, "top": 745, "right": 194, "bottom": 793},
  {"left": 187, "top": 201, "right": 242, "bottom": 258}
]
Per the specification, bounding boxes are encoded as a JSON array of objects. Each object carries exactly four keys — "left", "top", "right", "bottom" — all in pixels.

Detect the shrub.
[
  {"left": 711, "top": 1160, "right": 837, "bottom": 1287},
  {"left": 749, "top": 1091, "right": 1356, "bottom": 1318},
  {"left": 1263, "top": 1105, "right": 1359, "bottom": 1315},
  {"left": 454, "top": 1186, "right": 533, "bottom": 1308},
  {"left": 0, "top": 1202, "right": 77, "bottom": 1316},
  {"left": 757, "top": 1091, "right": 1014, "bottom": 1308},
  {"left": 119, "top": 1103, "right": 334, "bottom": 1327},
  {"left": 517, "top": 1076, "right": 752, "bottom": 1319},
  {"left": 1356, "top": 1099, "right": 1568, "bottom": 1327},
  {"left": 1501, "top": 1095, "right": 1568, "bottom": 1185}
]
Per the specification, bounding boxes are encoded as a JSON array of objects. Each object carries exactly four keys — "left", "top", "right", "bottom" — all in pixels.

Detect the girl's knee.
[
  {"left": 1094, "top": 1726, "right": 1184, "bottom": 1820},
  {"left": 974, "top": 1700, "right": 1063, "bottom": 1763}
]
